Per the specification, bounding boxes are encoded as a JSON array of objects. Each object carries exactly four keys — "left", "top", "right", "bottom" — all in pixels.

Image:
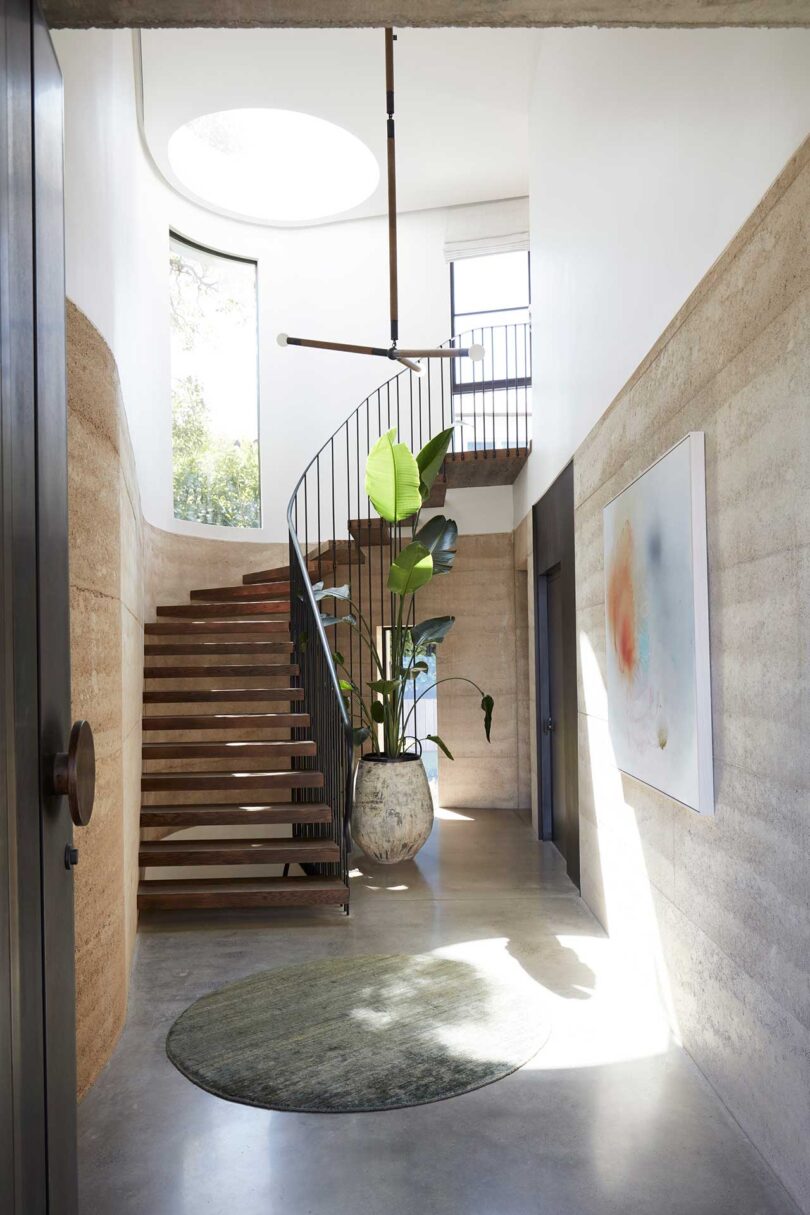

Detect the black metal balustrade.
[{"left": 286, "top": 323, "right": 532, "bottom": 901}]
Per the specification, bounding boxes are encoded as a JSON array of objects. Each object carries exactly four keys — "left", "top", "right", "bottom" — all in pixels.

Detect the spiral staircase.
[{"left": 137, "top": 324, "right": 531, "bottom": 914}]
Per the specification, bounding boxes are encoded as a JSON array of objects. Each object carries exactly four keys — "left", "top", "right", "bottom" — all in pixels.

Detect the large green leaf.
[
  {"left": 364, "top": 428, "right": 422, "bottom": 523},
  {"left": 312, "top": 583, "right": 351, "bottom": 603},
  {"left": 411, "top": 616, "right": 455, "bottom": 649},
  {"left": 414, "top": 516, "right": 458, "bottom": 575},
  {"left": 416, "top": 427, "right": 454, "bottom": 500},
  {"left": 370, "top": 701, "right": 385, "bottom": 724},
  {"left": 481, "top": 694, "right": 494, "bottom": 742},
  {"left": 427, "top": 733, "right": 454, "bottom": 760},
  {"left": 368, "top": 678, "right": 401, "bottom": 695},
  {"left": 388, "top": 542, "right": 433, "bottom": 596}
]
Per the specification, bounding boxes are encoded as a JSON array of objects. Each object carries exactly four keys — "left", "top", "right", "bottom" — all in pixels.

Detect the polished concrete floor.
[{"left": 78, "top": 808, "right": 801, "bottom": 1215}]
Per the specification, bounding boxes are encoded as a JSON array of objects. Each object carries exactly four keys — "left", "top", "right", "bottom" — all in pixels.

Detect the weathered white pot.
[{"left": 352, "top": 755, "right": 434, "bottom": 864}]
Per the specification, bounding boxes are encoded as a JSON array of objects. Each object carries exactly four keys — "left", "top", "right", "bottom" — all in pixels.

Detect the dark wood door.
[
  {"left": 1, "top": 3, "right": 78, "bottom": 1211},
  {"left": 546, "top": 568, "right": 569, "bottom": 856},
  {"left": 533, "top": 463, "right": 579, "bottom": 889}
]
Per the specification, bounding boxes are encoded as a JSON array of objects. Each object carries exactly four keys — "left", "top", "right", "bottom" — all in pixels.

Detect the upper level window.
[
  {"left": 169, "top": 234, "right": 260, "bottom": 528},
  {"left": 450, "top": 250, "right": 531, "bottom": 450}
]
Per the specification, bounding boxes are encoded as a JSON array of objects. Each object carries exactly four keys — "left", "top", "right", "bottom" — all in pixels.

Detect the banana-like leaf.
[
  {"left": 370, "top": 701, "right": 385, "bottom": 724},
  {"left": 312, "top": 583, "right": 351, "bottom": 602},
  {"left": 481, "top": 694, "right": 494, "bottom": 742},
  {"left": 427, "top": 734, "right": 454, "bottom": 760},
  {"left": 368, "top": 678, "right": 401, "bottom": 695},
  {"left": 416, "top": 427, "right": 454, "bottom": 500},
  {"left": 365, "top": 428, "right": 422, "bottom": 523},
  {"left": 388, "top": 542, "right": 433, "bottom": 596},
  {"left": 411, "top": 616, "right": 455, "bottom": 649},
  {"left": 319, "top": 611, "right": 356, "bottom": 628},
  {"left": 414, "top": 516, "right": 458, "bottom": 575}
]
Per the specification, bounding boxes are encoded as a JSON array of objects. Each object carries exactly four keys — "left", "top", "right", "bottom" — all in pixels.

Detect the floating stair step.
[
  {"left": 143, "top": 687, "right": 304, "bottom": 704},
  {"left": 141, "top": 770, "right": 324, "bottom": 793},
  {"left": 142, "top": 712, "right": 309, "bottom": 732},
  {"left": 145, "top": 621, "right": 289, "bottom": 636},
  {"left": 156, "top": 601, "right": 290, "bottom": 619},
  {"left": 142, "top": 740, "right": 316, "bottom": 761},
  {"left": 309, "top": 541, "right": 364, "bottom": 567},
  {"left": 138, "top": 876, "right": 349, "bottom": 911},
  {"left": 139, "top": 837, "right": 340, "bottom": 867},
  {"left": 443, "top": 446, "right": 530, "bottom": 488},
  {"left": 190, "top": 581, "right": 292, "bottom": 602},
  {"left": 144, "top": 641, "right": 294, "bottom": 656},
  {"left": 348, "top": 518, "right": 390, "bottom": 545},
  {"left": 242, "top": 557, "right": 333, "bottom": 585},
  {"left": 144, "top": 664, "right": 299, "bottom": 679},
  {"left": 140, "top": 802, "right": 331, "bottom": 827}
]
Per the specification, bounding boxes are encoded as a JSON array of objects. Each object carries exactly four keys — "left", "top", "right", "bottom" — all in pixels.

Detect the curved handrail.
[
  {"left": 286, "top": 321, "right": 531, "bottom": 729},
  {"left": 286, "top": 504, "right": 353, "bottom": 736}
]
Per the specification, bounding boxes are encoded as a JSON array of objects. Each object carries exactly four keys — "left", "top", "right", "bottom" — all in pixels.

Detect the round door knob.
[{"left": 52, "top": 720, "right": 95, "bottom": 827}]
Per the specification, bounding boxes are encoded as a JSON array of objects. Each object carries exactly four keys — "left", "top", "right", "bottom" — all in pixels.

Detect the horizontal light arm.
[
  {"left": 279, "top": 333, "right": 484, "bottom": 367},
  {"left": 396, "top": 344, "right": 485, "bottom": 362}
]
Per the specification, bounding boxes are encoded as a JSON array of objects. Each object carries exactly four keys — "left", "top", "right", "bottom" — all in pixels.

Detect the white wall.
[
  {"left": 55, "top": 30, "right": 171, "bottom": 527},
  {"left": 54, "top": 29, "right": 516, "bottom": 542},
  {"left": 514, "top": 27, "right": 810, "bottom": 525}
]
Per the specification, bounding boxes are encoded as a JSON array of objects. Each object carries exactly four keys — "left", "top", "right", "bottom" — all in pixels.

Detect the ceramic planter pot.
[{"left": 352, "top": 754, "right": 434, "bottom": 864}]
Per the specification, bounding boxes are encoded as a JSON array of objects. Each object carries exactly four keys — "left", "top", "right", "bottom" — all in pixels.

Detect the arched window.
[{"left": 169, "top": 234, "right": 260, "bottom": 527}]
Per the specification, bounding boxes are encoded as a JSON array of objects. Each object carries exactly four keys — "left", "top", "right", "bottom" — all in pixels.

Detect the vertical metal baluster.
[
  {"left": 356, "top": 410, "right": 362, "bottom": 737},
  {"left": 366, "top": 398, "right": 373, "bottom": 744}
]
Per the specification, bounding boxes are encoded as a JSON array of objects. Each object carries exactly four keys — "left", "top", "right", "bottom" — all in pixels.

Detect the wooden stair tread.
[
  {"left": 144, "top": 664, "right": 298, "bottom": 679},
  {"left": 141, "top": 770, "right": 324, "bottom": 791},
  {"left": 138, "top": 876, "right": 349, "bottom": 910},
  {"left": 443, "top": 446, "right": 530, "bottom": 488},
  {"left": 348, "top": 517, "right": 390, "bottom": 545},
  {"left": 144, "top": 641, "right": 294, "bottom": 656},
  {"left": 145, "top": 621, "right": 289, "bottom": 636},
  {"left": 142, "top": 712, "right": 309, "bottom": 731},
  {"left": 156, "top": 601, "right": 290, "bottom": 619},
  {"left": 143, "top": 687, "right": 304, "bottom": 703},
  {"left": 142, "top": 740, "right": 315, "bottom": 759},
  {"left": 140, "top": 802, "right": 331, "bottom": 826},
  {"left": 139, "top": 838, "right": 340, "bottom": 865},
  {"left": 242, "top": 557, "right": 335, "bottom": 585},
  {"left": 190, "top": 581, "right": 291, "bottom": 602},
  {"left": 309, "top": 541, "right": 364, "bottom": 567}
]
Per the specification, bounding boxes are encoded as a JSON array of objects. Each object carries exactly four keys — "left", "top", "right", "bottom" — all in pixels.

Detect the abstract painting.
[{"left": 603, "top": 433, "right": 714, "bottom": 814}]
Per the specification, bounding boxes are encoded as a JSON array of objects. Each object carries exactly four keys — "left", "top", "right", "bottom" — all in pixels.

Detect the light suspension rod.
[
  {"left": 386, "top": 27, "right": 398, "bottom": 347},
  {"left": 276, "top": 28, "right": 486, "bottom": 372}
]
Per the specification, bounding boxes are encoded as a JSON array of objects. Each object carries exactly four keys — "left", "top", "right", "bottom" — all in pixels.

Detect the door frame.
[
  {"left": 532, "top": 462, "right": 579, "bottom": 889},
  {"left": 1, "top": 2, "right": 77, "bottom": 1211}
]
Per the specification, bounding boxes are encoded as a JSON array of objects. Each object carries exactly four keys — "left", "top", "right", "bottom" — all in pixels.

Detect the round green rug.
[{"left": 166, "top": 952, "right": 550, "bottom": 1113}]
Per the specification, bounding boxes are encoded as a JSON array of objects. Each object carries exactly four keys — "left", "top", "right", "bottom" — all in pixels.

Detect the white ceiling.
[{"left": 140, "top": 28, "right": 537, "bottom": 227}]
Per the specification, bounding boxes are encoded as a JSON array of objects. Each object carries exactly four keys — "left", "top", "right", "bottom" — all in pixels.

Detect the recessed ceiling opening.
[{"left": 167, "top": 107, "right": 380, "bottom": 223}]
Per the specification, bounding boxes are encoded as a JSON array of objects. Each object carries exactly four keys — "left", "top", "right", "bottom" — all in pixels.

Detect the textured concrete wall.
[
  {"left": 573, "top": 139, "right": 810, "bottom": 1209},
  {"left": 143, "top": 524, "right": 285, "bottom": 617},
  {"left": 43, "top": 0, "right": 810, "bottom": 29},
  {"left": 67, "top": 302, "right": 145, "bottom": 1098},
  {"left": 419, "top": 533, "right": 527, "bottom": 809}
]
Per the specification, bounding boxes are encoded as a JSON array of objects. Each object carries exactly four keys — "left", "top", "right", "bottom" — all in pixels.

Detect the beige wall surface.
[
  {"left": 419, "top": 533, "right": 528, "bottom": 810},
  {"left": 67, "top": 301, "right": 145, "bottom": 1098},
  {"left": 143, "top": 523, "right": 285, "bottom": 618},
  {"left": 572, "top": 139, "right": 810, "bottom": 1208}
]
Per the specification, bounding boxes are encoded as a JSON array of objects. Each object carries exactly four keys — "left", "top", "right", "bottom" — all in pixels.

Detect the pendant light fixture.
[{"left": 277, "top": 29, "right": 485, "bottom": 375}]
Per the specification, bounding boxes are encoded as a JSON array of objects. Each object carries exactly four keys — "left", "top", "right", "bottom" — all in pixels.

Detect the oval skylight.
[{"left": 168, "top": 108, "right": 380, "bottom": 224}]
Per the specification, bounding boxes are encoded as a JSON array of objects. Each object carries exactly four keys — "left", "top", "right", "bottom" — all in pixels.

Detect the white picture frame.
[{"left": 602, "top": 432, "right": 714, "bottom": 815}]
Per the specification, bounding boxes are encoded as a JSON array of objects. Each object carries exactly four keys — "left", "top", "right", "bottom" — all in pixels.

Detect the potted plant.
[{"left": 314, "top": 427, "right": 494, "bottom": 864}]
